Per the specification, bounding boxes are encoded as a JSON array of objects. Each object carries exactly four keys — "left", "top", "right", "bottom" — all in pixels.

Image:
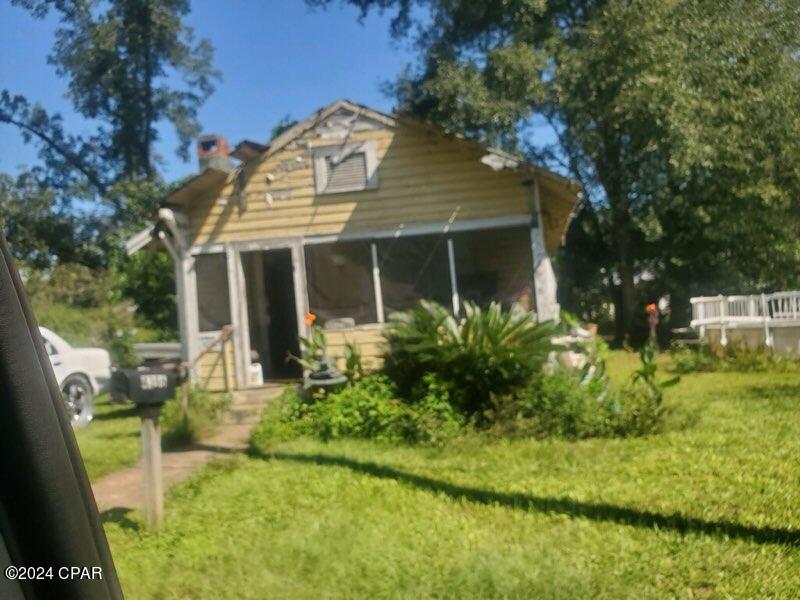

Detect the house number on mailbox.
[{"left": 140, "top": 373, "right": 168, "bottom": 390}]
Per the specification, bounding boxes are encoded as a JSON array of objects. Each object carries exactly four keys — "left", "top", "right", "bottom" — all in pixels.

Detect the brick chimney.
[{"left": 197, "top": 134, "right": 232, "bottom": 172}]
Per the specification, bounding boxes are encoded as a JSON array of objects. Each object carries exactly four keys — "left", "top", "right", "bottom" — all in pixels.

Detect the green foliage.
[
  {"left": 249, "top": 386, "right": 311, "bottom": 447},
  {"left": 74, "top": 394, "right": 141, "bottom": 481},
  {"left": 269, "top": 114, "right": 299, "bottom": 139},
  {"left": 489, "top": 340, "right": 674, "bottom": 439},
  {"left": 343, "top": 339, "right": 365, "bottom": 382},
  {"left": 671, "top": 344, "right": 800, "bottom": 374},
  {"left": 632, "top": 341, "right": 680, "bottom": 403},
  {"left": 251, "top": 375, "right": 464, "bottom": 449},
  {"left": 32, "top": 301, "right": 109, "bottom": 348},
  {"left": 494, "top": 370, "right": 620, "bottom": 439},
  {"left": 289, "top": 325, "right": 328, "bottom": 372},
  {"left": 105, "top": 360, "right": 800, "bottom": 598},
  {"left": 305, "top": 376, "right": 410, "bottom": 443},
  {"left": 670, "top": 344, "right": 717, "bottom": 374},
  {"left": 405, "top": 373, "right": 465, "bottom": 445},
  {"left": 321, "top": 0, "right": 800, "bottom": 340},
  {"left": 8, "top": 0, "right": 220, "bottom": 181},
  {"left": 114, "top": 249, "right": 177, "bottom": 338},
  {"left": 108, "top": 324, "right": 140, "bottom": 368},
  {"left": 23, "top": 261, "right": 114, "bottom": 307},
  {"left": 161, "top": 388, "right": 232, "bottom": 447},
  {"left": 0, "top": 172, "right": 105, "bottom": 268},
  {"left": 493, "top": 365, "right": 669, "bottom": 440},
  {"left": 383, "top": 300, "right": 558, "bottom": 417}
]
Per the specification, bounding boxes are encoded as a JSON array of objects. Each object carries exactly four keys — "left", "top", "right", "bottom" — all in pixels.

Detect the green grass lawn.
[
  {"left": 101, "top": 352, "right": 800, "bottom": 598},
  {"left": 76, "top": 394, "right": 141, "bottom": 480}
]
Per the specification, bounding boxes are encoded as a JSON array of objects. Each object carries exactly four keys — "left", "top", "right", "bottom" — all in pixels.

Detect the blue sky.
[{"left": 0, "top": 0, "right": 419, "bottom": 182}]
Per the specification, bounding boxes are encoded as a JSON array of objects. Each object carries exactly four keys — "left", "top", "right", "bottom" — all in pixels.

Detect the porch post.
[
  {"left": 529, "top": 180, "right": 559, "bottom": 322},
  {"left": 181, "top": 252, "right": 201, "bottom": 381},
  {"left": 292, "top": 241, "right": 310, "bottom": 337},
  {"left": 446, "top": 238, "right": 460, "bottom": 315},
  {"left": 160, "top": 232, "right": 199, "bottom": 382},
  {"left": 370, "top": 242, "right": 385, "bottom": 323},
  {"left": 225, "top": 243, "right": 245, "bottom": 389}
]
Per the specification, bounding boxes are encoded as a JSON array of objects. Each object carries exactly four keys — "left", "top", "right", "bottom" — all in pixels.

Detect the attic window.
[{"left": 313, "top": 141, "right": 378, "bottom": 194}]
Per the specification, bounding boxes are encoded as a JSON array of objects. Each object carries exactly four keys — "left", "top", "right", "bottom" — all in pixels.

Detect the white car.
[{"left": 40, "top": 327, "right": 112, "bottom": 428}]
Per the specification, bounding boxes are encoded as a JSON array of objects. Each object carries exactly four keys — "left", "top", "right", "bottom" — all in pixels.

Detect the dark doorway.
[{"left": 241, "top": 248, "right": 302, "bottom": 380}]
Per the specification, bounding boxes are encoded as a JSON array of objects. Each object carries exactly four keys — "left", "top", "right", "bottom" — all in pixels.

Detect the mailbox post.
[
  {"left": 139, "top": 404, "right": 163, "bottom": 528},
  {"left": 111, "top": 367, "right": 177, "bottom": 528}
]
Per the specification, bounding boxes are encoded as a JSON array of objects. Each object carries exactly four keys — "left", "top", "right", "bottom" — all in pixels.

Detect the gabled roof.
[
  {"left": 125, "top": 223, "right": 156, "bottom": 255},
  {"left": 138, "top": 99, "right": 581, "bottom": 251},
  {"left": 230, "top": 139, "right": 268, "bottom": 162},
  {"left": 264, "top": 99, "right": 397, "bottom": 158},
  {"left": 164, "top": 167, "right": 230, "bottom": 207}
]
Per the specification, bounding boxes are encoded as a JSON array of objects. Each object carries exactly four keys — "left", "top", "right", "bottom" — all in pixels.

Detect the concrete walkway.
[{"left": 92, "top": 384, "right": 284, "bottom": 512}]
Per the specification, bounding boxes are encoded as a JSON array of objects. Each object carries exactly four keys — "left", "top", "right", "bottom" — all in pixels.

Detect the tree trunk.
[
  {"left": 609, "top": 195, "right": 635, "bottom": 345},
  {"left": 596, "top": 135, "right": 636, "bottom": 345}
]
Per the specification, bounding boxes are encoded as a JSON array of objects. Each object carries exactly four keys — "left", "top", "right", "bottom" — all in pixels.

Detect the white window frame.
[
  {"left": 194, "top": 251, "right": 232, "bottom": 337},
  {"left": 312, "top": 140, "right": 379, "bottom": 194}
]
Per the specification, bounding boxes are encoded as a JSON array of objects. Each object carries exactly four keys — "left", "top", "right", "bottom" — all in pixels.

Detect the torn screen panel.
[
  {"left": 451, "top": 226, "right": 534, "bottom": 311},
  {"left": 195, "top": 253, "right": 231, "bottom": 332},
  {"left": 377, "top": 234, "right": 452, "bottom": 315},
  {"left": 305, "top": 241, "right": 378, "bottom": 327}
]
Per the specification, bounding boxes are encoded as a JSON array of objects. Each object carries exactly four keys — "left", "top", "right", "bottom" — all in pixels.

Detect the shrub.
[
  {"left": 492, "top": 344, "right": 674, "bottom": 440},
  {"left": 670, "top": 344, "right": 716, "bottom": 373},
  {"left": 670, "top": 344, "right": 800, "bottom": 374},
  {"left": 383, "top": 301, "right": 558, "bottom": 418},
  {"left": 250, "top": 375, "right": 464, "bottom": 449},
  {"left": 405, "top": 373, "right": 465, "bottom": 444},
  {"left": 307, "top": 376, "right": 409, "bottom": 443},
  {"left": 161, "top": 388, "right": 232, "bottom": 447},
  {"left": 493, "top": 370, "right": 617, "bottom": 439},
  {"left": 249, "top": 386, "right": 312, "bottom": 448}
]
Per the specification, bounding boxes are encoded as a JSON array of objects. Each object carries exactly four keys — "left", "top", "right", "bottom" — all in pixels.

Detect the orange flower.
[
  {"left": 305, "top": 312, "right": 317, "bottom": 326},
  {"left": 645, "top": 303, "right": 657, "bottom": 314}
]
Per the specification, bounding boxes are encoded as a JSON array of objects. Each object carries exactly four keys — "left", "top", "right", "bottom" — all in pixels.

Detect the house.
[{"left": 127, "top": 100, "right": 581, "bottom": 391}]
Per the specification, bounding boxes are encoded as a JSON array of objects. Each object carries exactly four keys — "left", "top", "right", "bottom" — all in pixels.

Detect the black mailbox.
[{"left": 111, "top": 367, "right": 177, "bottom": 407}]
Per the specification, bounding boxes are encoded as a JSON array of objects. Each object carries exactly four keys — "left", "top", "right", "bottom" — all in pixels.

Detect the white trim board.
[
  {"left": 303, "top": 214, "right": 533, "bottom": 246},
  {"left": 187, "top": 214, "right": 534, "bottom": 256}
]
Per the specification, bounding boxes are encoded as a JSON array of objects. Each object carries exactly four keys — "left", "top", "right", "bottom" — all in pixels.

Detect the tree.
[
  {"left": 0, "top": 171, "right": 106, "bottom": 268},
  {"left": 315, "top": 0, "right": 800, "bottom": 342},
  {"left": 1, "top": 0, "right": 217, "bottom": 337},
  {"left": 4, "top": 0, "right": 219, "bottom": 183}
]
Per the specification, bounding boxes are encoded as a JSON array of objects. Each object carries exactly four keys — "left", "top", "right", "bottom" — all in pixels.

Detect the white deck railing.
[{"left": 690, "top": 291, "right": 800, "bottom": 346}]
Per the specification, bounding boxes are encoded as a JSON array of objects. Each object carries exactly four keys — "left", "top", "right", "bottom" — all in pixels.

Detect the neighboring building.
[{"left": 128, "top": 100, "right": 581, "bottom": 390}]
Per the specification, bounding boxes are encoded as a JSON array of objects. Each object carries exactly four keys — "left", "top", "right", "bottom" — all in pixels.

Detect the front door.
[{"left": 241, "top": 248, "right": 302, "bottom": 380}]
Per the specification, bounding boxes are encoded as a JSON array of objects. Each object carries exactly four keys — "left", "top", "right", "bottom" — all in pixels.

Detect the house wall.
[
  {"left": 183, "top": 121, "right": 543, "bottom": 249},
  {"left": 324, "top": 324, "right": 385, "bottom": 371},
  {"left": 196, "top": 338, "right": 236, "bottom": 392},
  {"left": 179, "top": 113, "right": 575, "bottom": 389}
]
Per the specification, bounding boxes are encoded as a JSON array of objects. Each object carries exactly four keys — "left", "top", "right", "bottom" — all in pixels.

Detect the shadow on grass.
[
  {"left": 92, "top": 405, "right": 138, "bottom": 421},
  {"left": 100, "top": 507, "right": 141, "bottom": 532},
  {"left": 255, "top": 450, "right": 799, "bottom": 547},
  {"left": 745, "top": 384, "right": 800, "bottom": 402}
]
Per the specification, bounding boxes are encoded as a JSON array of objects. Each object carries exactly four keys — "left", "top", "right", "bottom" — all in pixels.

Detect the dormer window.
[{"left": 313, "top": 141, "right": 378, "bottom": 194}]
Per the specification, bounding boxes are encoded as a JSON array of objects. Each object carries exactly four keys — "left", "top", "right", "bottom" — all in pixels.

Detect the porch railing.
[{"left": 178, "top": 325, "right": 234, "bottom": 415}]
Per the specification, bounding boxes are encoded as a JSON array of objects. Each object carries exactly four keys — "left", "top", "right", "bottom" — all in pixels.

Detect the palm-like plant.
[{"left": 383, "top": 300, "right": 559, "bottom": 417}]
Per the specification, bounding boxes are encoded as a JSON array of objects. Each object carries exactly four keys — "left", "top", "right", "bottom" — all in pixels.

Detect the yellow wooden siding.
[
  {"left": 186, "top": 122, "right": 532, "bottom": 247},
  {"left": 323, "top": 325, "right": 385, "bottom": 371},
  {"left": 196, "top": 339, "right": 236, "bottom": 392}
]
